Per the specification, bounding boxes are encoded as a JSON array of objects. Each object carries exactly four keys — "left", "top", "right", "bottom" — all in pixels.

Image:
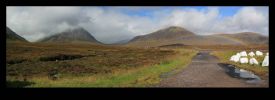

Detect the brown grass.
[{"left": 6, "top": 41, "right": 177, "bottom": 78}]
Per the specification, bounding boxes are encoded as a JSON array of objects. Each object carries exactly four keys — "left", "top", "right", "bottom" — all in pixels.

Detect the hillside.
[
  {"left": 129, "top": 26, "right": 195, "bottom": 42},
  {"left": 39, "top": 27, "right": 101, "bottom": 44},
  {"left": 127, "top": 26, "right": 268, "bottom": 47},
  {"left": 6, "top": 27, "right": 28, "bottom": 42},
  {"left": 216, "top": 32, "right": 268, "bottom": 45}
]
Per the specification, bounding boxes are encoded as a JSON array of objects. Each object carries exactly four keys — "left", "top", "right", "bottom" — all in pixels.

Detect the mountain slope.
[
  {"left": 111, "top": 39, "right": 131, "bottom": 45},
  {"left": 6, "top": 27, "right": 28, "bottom": 42},
  {"left": 39, "top": 27, "right": 101, "bottom": 44},
  {"left": 129, "top": 26, "right": 195, "bottom": 42},
  {"left": 216, "top": 32, "right": 268, "bottom": 45},
  {"left": 127, "top": 26, "right": 268, "bottom": 47}
]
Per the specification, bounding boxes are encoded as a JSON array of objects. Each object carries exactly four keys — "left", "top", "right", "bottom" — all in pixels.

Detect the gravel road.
[{"left": 157, "top": 51, "right": 268, "bottom": 87}]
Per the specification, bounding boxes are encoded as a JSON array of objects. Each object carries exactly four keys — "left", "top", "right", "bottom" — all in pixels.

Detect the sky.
[{"left": 6, "top": 6, "right": 269, "bottom": 43}]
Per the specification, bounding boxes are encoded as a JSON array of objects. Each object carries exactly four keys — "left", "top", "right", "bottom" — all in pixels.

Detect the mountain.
[
  {"left": 216, "top": 32, "right": 268, "bottom": 45},
  {"left": 127, "top": 26, "right": 268, "bottom": 47},
  {"left": 39, "top": 27, "right": 101, "bottom": 44},
  {"left": 6, "top": 27, "right": 28, "bottom": 42},
  {"left": 129, "top": 26, "right": 195, "bottom": 42}
]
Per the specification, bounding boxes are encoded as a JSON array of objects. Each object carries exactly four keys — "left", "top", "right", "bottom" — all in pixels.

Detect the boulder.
[
  {"left": 233, "top": 55, "right": 240, "bottom": 62},
  {"left": 252, "top": 58, "right": 259, "bottom": 65},
  {"left": 248, "top": 52, "right": 255, "bottom": 57},
  {"left": 230, "top": 55, "right": 235, "bottom": 61},
  {"left": 240, "top": 57, "right": 248, "bottom": 64},
  {"left": 236, "top": 53, "right": 241, "bottom": 57},
  {"left": 262, "top": 55, "right": 269, "bottom": 67},
  {"left": 249, "top": 58, "right": 259, "bottom": 65},
  {"left": 256, "top": 51, "right": 263, "bottom": 56},
  {"left": 240, "top": 51, "right": 247, "bottom": 56}
]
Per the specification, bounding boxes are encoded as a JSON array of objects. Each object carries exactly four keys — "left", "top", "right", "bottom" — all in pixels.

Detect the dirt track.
[{"left": 157, "top": 51, "right": 268, "bottom": 87}]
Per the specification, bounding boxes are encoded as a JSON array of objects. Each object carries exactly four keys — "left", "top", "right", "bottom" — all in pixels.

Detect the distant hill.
[
  {"left": 111, "top": 39, "right": 131, "bottom": 45},
  {"left": 216, "top": 32, "right": 268, "bottom": 45},
  {"left": 129, "top": 26, "right": 195, "bottom": 42},
  {"left": 127, "top": 26, "right": 268, "bottom": 47},
  {"left": 39, "top": 27, "right": 101, "bottom": 44},
  {"left": 6, "top": 27, "right": 28, "bottom": 42}
]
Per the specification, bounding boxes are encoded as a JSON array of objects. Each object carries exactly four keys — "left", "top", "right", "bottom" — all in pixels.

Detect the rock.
[
  {"left": 236, "top": 53, "right": 241, "bottom": 57},
  {"left": 240, "top": 51, "right": 247, "bottom": 56},
  {"left": 249, "top": 58, "right": 259, "bottom": 65},
  {"left": 249, "top": 58, "right": 254, "bottom": 65},
  {"left": 248, "top": 52, "right": 255, "bottom": 57},
  {"left": 252, "top": 58, "right": 259, "bottom": 65},
  {"left": 230, "top": 55, "right": 235, "bottom": 61},
  {"left": 262, "top": 55, "right": 269, "bottom": 67},
  {"left": 256, "top": 51, "right": 263, "bottom": 56},
  {"left": 232, "top": 55, "right": 240, "bottom": 62},
  {"left": 240, "top": 57, "right": 248, "bottom": 64},
  {"left": 229, "top": 53, "right": 241, "bottom": 62}
]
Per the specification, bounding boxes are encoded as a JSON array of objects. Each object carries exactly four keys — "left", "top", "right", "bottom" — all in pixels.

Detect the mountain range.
[
  {"left": 6, "top": 26, "right": 268, "bottom": 47},
  {"left": 126, "top": 26, "right": 268, "bottom": 47}
]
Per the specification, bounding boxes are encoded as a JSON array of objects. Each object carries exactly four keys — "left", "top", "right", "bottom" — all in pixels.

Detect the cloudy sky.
[{"left": 7, "top": 6, "right": 268, "bottom": 43}]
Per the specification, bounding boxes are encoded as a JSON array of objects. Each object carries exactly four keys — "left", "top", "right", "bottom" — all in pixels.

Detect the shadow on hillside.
[{"left": 6, "top": 80, "right": 35, "bottom": 88}]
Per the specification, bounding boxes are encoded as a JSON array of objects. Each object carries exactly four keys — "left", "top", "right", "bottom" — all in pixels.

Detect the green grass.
[
  {"left": 211, "top": 51, "right": 268, "bottom": 79},
  {"left": 8, "top": 49, "right": 197, "bottom": 87}
]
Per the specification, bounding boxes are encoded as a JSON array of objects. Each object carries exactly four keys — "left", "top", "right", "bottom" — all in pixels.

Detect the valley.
[{"left": 6, "top": 25, "right": 269, "bottom": 87}]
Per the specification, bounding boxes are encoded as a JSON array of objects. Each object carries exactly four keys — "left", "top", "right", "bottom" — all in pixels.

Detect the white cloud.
[
  {"left": 157, "top": 7, "right": 220, "bottom": 35},
  {"left": 6, "top": 6, "right": 268, "bottom": 43},
  {"left": 7, "top": 7, "right": 88, "bottom": 41},
  {"left": 213, "top": 7, "right": 268, "bottom": 35},
  {"left": 156, "top": 7, "right": 268, "bottom": 36}
]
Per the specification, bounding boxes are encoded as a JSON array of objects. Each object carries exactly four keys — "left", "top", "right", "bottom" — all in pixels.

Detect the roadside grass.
[
  {"left": 211, "top": 51, "right": 268, "bottom": 79},
  {"left": 7, "top": 49, "right": 197, "bottom": 87}
]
